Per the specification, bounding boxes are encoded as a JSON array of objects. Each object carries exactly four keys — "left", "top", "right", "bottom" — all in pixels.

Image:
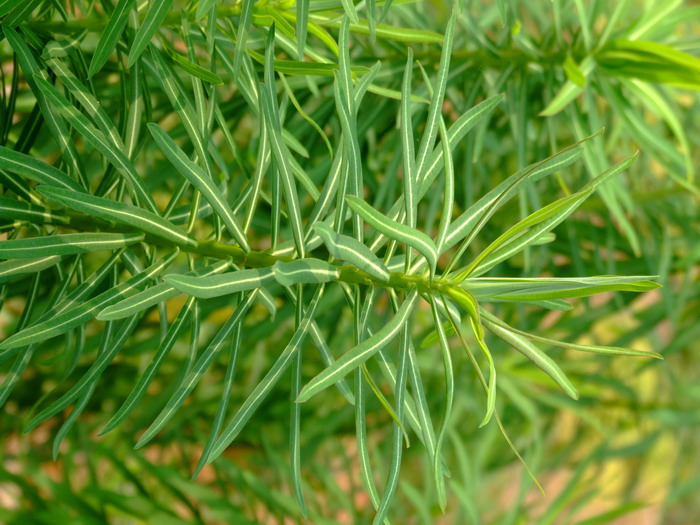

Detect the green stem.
[{"left": 52, "top": 210, "right": 450, "bottom": 296}]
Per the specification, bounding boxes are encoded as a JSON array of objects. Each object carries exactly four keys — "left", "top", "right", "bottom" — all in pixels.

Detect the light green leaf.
[
  {"left": 37, "top": 185, "right": 196, "bottom": 248},
  {"left": 310, "top": 14, "right": 443, "bottom": 44},
  {"left": 163, "top": 46, "right": 223, "bottom": 85},
  {"left": 463, "top": 275, "right": 660, "bottom": 301},
  {"left": 454, "top": 153, "right": 639, "bottom": 280},
  {"left": 297, "top": 289, "right": 419, "bottom": 403},
  {"left": 540, "top": 56, "right": 594, "bottom": 117},
  {"left": 272, "top": 259, "right": 339, "bottom": 287},
  {"left": 481, "top": 310, "right": 662, "bottom": 359},
  {"left": 0, "top": 233, "right": 144, "bottom": 259},
  {"left": 164, "top": 268, "right": 275, "bottom": 299},
  {"left": 484, "top": 319, "right": 579, "bottom": 399}
]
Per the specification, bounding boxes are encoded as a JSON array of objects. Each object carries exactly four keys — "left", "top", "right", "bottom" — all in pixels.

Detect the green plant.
[{"left": 1, "top": 0, "right": 698, "bottom": 523}]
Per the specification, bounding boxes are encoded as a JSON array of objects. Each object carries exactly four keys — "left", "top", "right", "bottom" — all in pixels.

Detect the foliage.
[{"left": 0, "top": 0, "right": 699, "bottom": 522}]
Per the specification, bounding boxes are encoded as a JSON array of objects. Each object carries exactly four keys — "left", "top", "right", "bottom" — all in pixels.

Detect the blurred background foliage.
[{"left": 0, "top": 0, "right": 699, "bottom": 523}]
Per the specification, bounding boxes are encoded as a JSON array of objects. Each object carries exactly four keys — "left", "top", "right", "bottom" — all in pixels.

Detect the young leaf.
[{"left": 484, "top": 319, "right": 579, "bottom": 400}]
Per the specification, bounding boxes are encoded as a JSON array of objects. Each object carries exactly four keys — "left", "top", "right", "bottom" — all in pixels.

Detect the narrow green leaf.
[
  {"left": 442, "top": 146, "right": 586, "bottom": 255},
  {"left": 135, "top": 291, "right": 258, "bottom": 449},
  {"left": 427, "top": 296, "right": 453, "bottom": 511},
  {"left": 233, "top": 0, "right": 255, "bottom": 77},
  {"left": 147, "top": 123, "right": 250, "bottom": 251},
  {"left": 4, "top": 27, "right": 84, "bottom": 184},
  {"left": 339, "top": 0, "right": 359, "bottom": 23},
  {"left": 297, "top": 289, "right": 419, "bottom": 403},
  {"left": 455, "top": 153, "right": 639, "bottom": 280},
  {"left": 346, "top": 196, "right": 437, "bottom": 276},
  {"left": 463, "top": 275, "right": 660, "bottom": 302},
  {"left": 163, "top": 46, "right": 223, "bottom": 85},
  {"left": 313, "top": 222, "right": 390, "bottom": 282},
  {"left": 206, "top": 285, "right": 325, "bottom": 463},
  {"left": 296, "top": 0, "right": 310, "bottom": 59},
  {"left": 128, "top": 0, "right": 174, "bottom": 67},
  {"left": 88, "top": 0, "right": 136, "bottom": 78},
  {"left": 309, "top": 322, "right": 355, "bottom": 405},
  {"left": 481, "top": 310, "right": 662, "bottom": 359},
  {"left": 37, "top": 185, "right": 196, "bottom": 248},
  {"left": 32, "top": 75, "right": 158, "bottom": 213},
  {"left": 0, "top": 256, "right": 61, "bottom": 284},
  {"left": 0, "top": 197, "right": 68, "bottom": 224},
  {"left": 435, "top": 118, "right": 454, "bottom": 253},
  {"left": 261, "top": 85, "right": 306, "bottom": 258},
  {"left": 97, "top": 260, "right": 231, "bottom": 321},
  {"left": 484, "top": 319, "right": 579, "bottom": 399},
  {"left": 0, "top": 251, "right": 177, "bottom": 351},
  {"left": 0, "top": 233, "right": 144, "bottom": 259},
  {"left": 420, "top": 94, "right": 505, "bottom": 191},
  {"left": 540, "top": 56, "right": 594, "bottom": 117},
  {"left": 272, "top": 259, "right": 339, "bottom": 287},
  {"left": 24, "top": 314, "right": 141, "bottom": 432},
  {"left": 100, "top": 297, "right": 197, "bottom": 435},
  {"left": 310, "top": 14, "right": 443, "bottom": 44},
  {"left": 414, "top": 11, "right": 456, "bottom": 180},
  {"left": 164, "top": 268, "right": 275, "bottom": 299},
  {"left": 0, "top": 145, "right": 84, "bottom": 192},
  {"left": 400, "top": 48, "right": 416, "bottom": 231},
  {"left": 194, "top": 320, "right": 243, "bottom": 479},
  {"left": 148, "top": 47, "right": 215, "bottom": 181}
]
